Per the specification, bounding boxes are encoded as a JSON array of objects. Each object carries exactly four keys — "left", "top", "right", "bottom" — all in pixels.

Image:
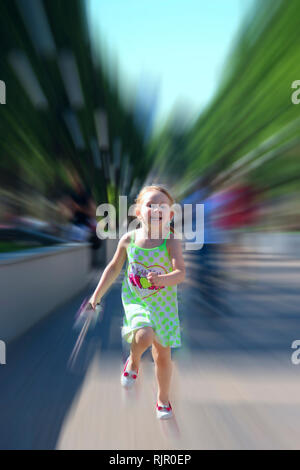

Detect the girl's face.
[{"left": 136, "top": 190, "right": 174, "bottom": 233}]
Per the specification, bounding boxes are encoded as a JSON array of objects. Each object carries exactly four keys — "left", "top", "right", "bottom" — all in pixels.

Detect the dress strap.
[
  {"left": 163, "top": 230, "right": 172, "bottom": 245},
  {"left": 130, "top": 231, "right": 135, "bottom": 244}
]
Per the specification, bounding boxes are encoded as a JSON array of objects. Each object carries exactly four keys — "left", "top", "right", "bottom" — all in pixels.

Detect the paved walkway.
[{"left": 0, "top": 250, "right": 299, "bottom": 449}]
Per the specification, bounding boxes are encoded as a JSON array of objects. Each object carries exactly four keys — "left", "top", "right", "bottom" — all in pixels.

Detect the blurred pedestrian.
[
  {"left": 181, "top": 184, "right": 229, "bottom": 314},
  {"left": 59, "top": 168, "right": 102, "bottom": 265}
]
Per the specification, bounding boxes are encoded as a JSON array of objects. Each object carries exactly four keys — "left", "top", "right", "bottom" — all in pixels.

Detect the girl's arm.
[
  {"left": 147, "top": 237, "right": 186, "bottom": 287},
  {"left": 89, "top": 233, "right": 129, "bottom": 308}
]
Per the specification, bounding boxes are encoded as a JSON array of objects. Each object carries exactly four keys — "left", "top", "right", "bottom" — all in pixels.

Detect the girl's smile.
[{"left": 137, "top": 192, "right": 173, "bottom": 230}]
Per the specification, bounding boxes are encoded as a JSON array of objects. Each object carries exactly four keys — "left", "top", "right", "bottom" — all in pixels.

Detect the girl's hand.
[
  {"left": 147, "top": 271, "right": 162, "bottom": 287},
  {"left": 89, "top": 295, "right": 101, "bottom": 310}
]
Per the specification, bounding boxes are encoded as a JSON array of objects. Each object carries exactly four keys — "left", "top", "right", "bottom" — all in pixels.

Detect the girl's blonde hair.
[{"left": 135, "top": 184, "right": 175, "bottom": 207}]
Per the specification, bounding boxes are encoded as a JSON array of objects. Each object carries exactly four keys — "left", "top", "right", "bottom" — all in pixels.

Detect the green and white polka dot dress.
[{"left": 121, "top": 230, "right": 181, "bottom": 348}]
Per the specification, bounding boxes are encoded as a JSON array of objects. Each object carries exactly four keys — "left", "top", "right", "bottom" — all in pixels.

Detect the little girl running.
[{"left": 89, "top": 185, "right": 185, "bottom": 420}]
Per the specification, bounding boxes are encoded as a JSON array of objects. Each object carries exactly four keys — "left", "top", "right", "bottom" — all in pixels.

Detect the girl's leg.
[
  {"left": 151, "top": 339, "right": 172, "bottom": 406},
  {"left": 127, "top": 327, "right": 154, "bottom": 372}
]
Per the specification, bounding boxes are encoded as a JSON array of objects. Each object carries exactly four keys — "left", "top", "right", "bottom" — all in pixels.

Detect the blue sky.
[{"left": 88, "top": 0, "right": 251, "bottom": 129}]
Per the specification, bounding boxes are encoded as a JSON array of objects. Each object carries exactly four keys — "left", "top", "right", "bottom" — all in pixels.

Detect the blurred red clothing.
[{"left": 214, "top": 184, "right": 258, "bottom": 230}]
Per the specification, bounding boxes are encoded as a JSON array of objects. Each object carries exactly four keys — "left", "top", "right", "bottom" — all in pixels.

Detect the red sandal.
[
  {"left": 121, "top": 356, "right": 139, "bottom": 389},
  {"left": 156, "top": 401, "right": 173, "bottom": 420}
]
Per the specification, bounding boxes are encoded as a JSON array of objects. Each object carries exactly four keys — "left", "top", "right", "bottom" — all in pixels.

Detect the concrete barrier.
[
  {"left": 105, "top": 237, "right": 118, "bottom": 265},
  {"left": 93, "top": 239, "right": 106, "bottom": 267},
  {"left": 0, "top": 243, "right": 91, "bottom": 343}
]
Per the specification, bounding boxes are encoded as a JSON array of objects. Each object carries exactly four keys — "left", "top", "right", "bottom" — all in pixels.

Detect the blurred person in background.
[
  {"left": 181, "top": 182, "right": 230, "bottom": 315},
  {"left": 199, "top": 189, "right": 231, "bottom": 315},
  {"left": 59, "top": 168, "right": 102, "bottom": 267},
  {"left": 213, "top": 181, "right": 260, "bottom": 255},
  {"left": 67, "top": 169, "right": 95, "bottom": 238}
]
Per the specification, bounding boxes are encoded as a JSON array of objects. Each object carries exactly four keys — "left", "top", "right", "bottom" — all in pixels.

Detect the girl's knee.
[{"left": 135, "top": 327, "right": 154, "bottom": 347}]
